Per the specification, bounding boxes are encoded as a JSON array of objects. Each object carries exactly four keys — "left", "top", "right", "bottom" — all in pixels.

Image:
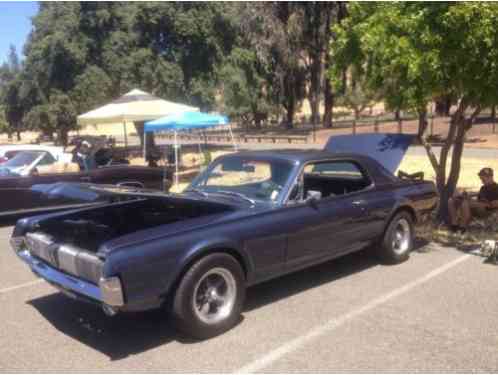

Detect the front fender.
[{"left": 170, "top": 237, "right": 254, "bottom": 288}]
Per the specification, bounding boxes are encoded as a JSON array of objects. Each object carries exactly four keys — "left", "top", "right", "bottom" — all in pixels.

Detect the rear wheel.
[
  {"left": 377, "top": 211, "right": 413, "bottom": 263},
  {"left": 172, "top": 253, "right": 245, "bottom": 339}
]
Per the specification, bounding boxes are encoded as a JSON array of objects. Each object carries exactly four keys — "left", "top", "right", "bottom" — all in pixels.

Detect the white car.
[{"left": 0, "top": 145, "right": 71, "bottom": 164}]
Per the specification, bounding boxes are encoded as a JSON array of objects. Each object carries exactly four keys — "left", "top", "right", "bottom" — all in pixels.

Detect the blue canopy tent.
[{"left": 144, "top": 111, "right": 235, "bottom": 186}]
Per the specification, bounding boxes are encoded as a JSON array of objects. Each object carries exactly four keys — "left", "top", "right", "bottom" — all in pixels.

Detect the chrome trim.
[
  {"left": 58, "top": 245, "right": 79, "bottom": 276},
  {"left": 17, "top": 250, "right": 102, "bottom": 302},
  {"left": 99, "top": 277, "right": 124, "bottom": 307},
  {"left": 10, "top": 236, "right": 24, "bottom": 253},
  {"left": 25, "top": 232, "right": 57, "bottom": 264}
]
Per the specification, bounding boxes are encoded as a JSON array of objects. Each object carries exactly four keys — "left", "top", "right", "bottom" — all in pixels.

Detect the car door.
[{"left": 284, "top": 159, "right": 375, "bottom": 271}]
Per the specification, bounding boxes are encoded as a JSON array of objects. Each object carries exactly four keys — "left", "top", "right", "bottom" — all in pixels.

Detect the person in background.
[{"left": 448, "top": 167, "right": 498, "bottom": 232}]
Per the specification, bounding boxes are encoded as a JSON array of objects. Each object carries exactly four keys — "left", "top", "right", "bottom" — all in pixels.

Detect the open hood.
[
  {"left": 324, "top": 133, "right": 416, "bottom": 174},
  {"left": 30, "top": 182, "right": 166, "bottom": 203}
]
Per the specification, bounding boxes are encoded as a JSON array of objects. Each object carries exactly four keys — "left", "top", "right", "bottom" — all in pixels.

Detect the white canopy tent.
[{"left": 77, "top": 89, "right": 199, "bottom": 147}]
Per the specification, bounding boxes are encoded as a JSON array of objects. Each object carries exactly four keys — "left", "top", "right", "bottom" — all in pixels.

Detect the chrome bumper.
[
  {"left": 14, "top": 235, "right": 124, "bottom": 308},
  {"left": 17, "top": 249, "right": 103, "bottom": 302}
]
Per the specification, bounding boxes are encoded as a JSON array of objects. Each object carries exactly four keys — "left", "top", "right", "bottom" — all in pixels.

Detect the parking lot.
[{"left": 1, "top": 223, "right": 497, "bottom": 372}]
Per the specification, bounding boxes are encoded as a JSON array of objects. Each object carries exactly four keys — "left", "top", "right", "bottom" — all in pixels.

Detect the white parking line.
[
  {"left": 236, "top": 254, "right": 471, "bottom": 373},
  {"left": 0, "top": 279, "right": 44, "bottom": 294}
]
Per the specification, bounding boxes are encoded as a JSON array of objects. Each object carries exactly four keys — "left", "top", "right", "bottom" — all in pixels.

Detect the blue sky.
[{"left": 0, "top": 1, "right": 38, "bottom": 65}]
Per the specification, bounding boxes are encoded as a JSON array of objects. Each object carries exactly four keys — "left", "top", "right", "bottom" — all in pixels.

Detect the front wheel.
[
  {"left": 172, "top": 253, "right": 245, "bottom": 339},
  {"left": 377, "top": 211, "right": 414, "bottom": 264}
]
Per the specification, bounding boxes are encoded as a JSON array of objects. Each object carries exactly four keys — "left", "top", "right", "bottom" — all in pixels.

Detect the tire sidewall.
[
  {"left": 381, "top": 211, "right": 414, "bottom": 263},
  {"left": 173, "top": 253, "right": 245, "bottom": 339}
]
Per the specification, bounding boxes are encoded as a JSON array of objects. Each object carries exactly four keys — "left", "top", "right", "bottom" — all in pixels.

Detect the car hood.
[
  {"left": 29, "top": 182, "right": 268, "bottom": 208},
  {"left": 324, "top": 133, "right": 416, "bottom": 174}
]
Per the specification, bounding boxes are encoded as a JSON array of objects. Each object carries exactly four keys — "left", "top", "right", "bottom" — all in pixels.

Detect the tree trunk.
[
  {"left": 58, "top": 129, "right": 68, "bottom": 147},
  {"left": 394, "top": 109, "right": 401, "bottom": 121},
  {"left": 284, "top": 88, "right": 295, "bottom": 129},
  {"left": 492, "top": 105, "right": 496, "bottom": 134},
  {"left": 16, "top": 130, "right": 21, "bottom": 142},
  {"left": 253, "top": 112, "right": 264, "bottom": 130},
  {"left": 323, "top": 79, "right": 334, "bottom": 128},
  {"left": 309, "top": 51, "right": 322, "bottom": 127},
  {"left": 417, "top": 109, "right": 428, "bottom": 139},
  {"left": 435, "top": 95, "right": 452, "bottom": 117},
  {"left": 354, "top": 108, "right": 360, "bottom": 120},
  {"left": 434, "top": 100, "right": 481, "bottom": 221},
  {"left": 285, "top": 105, "right": 294, "bottom": 129}
]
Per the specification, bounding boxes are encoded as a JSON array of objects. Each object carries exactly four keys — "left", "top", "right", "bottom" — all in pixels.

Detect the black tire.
[
  {"left": 172, "top": 253, "right": 245, "bottom": 340},
  {"left": 377, "top": 211, "right": 414, "bottom": 264}
]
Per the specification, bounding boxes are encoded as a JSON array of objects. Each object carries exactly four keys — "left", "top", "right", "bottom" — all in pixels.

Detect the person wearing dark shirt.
[{"left": 448, "top": 167, "right": 498, "bottom": 232}]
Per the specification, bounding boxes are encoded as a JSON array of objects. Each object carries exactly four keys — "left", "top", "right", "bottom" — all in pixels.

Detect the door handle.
[
  {"left": 80, "top": 176, "right": 91, "bottom": 182},
  {"left": 352, "top": 200, "right": 367, "bottom": 210}
]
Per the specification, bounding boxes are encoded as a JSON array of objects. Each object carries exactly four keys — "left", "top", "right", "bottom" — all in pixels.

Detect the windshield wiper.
[
  {"left": 215, "top": 190, "right": 256, "bottom": 205},
  {"left": 184, "top": 188, "right": 208, "bottom": 197}
]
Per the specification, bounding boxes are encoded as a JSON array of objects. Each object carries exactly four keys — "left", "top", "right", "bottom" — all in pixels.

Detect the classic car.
[
  {"left": 0, "top": 148, "right": 166, "bottom": 218},
  {"left": 0, "top": 144, "right": 69, "bottom": 164},
  {"left": 11, "top": 134, "right": 438, "bottom": 339}
]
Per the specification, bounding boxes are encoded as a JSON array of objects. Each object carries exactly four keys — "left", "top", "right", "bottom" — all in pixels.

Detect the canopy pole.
[
  {"left": 228, "top": 123, "right": 238, "bottom": 151},
  {"left": 123, "top": 121, "right": 128, "bottom": 150},
  {"left": 174, "top": 130, "right": 179, "bottom": 187},
  {"left": 143, "top": 128, "right": 147, "bottom": 160}
]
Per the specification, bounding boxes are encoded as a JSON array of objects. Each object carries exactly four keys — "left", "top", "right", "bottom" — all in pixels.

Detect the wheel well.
[
  {"left": 165, "top": 248, "right": 248, "bottom": 305},
  {"left": 392, "top": 205, "right": 417, "bottom": 224}
]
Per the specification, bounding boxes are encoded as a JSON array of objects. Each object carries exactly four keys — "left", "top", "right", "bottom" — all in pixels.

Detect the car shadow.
[
  {"left": 26, "top": 242, "right": 430, "bottom": 360},
  {"left": 27, "top": 294, "right": 180, "bottom": 360}
]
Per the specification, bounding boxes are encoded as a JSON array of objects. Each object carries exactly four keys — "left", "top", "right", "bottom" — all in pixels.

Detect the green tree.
[
  {"left": 0, "top": 106, "right": 8, "bottom": 135},
  {"left": 220, "top": 47, "right": 274, "bottom": 129},
  {"left": 48, "top": 90, "right": 77, "bottom": 146},
  {"left": 238, "top": 2, "right": 307, "bottom": 128},
  {"left": 330, "top": 2, "right": 498, "bottom": 219}
]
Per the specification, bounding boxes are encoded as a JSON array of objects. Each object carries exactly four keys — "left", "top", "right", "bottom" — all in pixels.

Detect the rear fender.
[{"left": 386, "top": 200, "right": 417, "bottom": 226}]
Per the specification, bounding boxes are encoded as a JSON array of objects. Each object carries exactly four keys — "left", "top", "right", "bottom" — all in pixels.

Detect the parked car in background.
[
  {"left": 0, "top": 146, "right": 167, "bottom": 218},
  {"left": 11, "top": 134, "right": 437, "bottom": 339},
  {"left": 0, "top": 144, "right": 70, "bottom": 165}
]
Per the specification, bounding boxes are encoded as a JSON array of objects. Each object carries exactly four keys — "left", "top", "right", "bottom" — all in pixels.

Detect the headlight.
[
  {"left": 99, "top": 276, "right": 124, "bottom": 307},
  {"left": 10, "top": 236, "right": 24, "bottom": 253}
]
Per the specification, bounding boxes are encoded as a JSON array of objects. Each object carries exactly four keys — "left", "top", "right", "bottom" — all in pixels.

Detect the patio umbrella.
[
  {"left": 77, "top": 89, "right": 198, "bottom": 147},
  {"left": 144, "top": 111, "right": 234, "bottom": 186}
]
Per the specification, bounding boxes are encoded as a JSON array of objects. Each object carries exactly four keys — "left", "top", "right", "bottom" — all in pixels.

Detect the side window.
[
  {"left": 5, "top": 150, "right": 21, "bottom": 159},
  {"left": 289, "top": 160, "right": 370, "bottom": 203},
  {"left": 38, "top": 152, "right": 56, "bottom": 165}
]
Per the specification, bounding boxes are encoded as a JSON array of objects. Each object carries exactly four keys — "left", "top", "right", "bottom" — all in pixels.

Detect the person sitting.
[{"left": 448, "top": 167, "right": 498, "bottom": 232}]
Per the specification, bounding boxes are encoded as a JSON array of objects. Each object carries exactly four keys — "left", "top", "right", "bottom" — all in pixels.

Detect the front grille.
[
  {"left": 24, "top": 232, "right": 104, "bottom": 284},
  {"left": 25, "top": 232, "right": 58, "bottom": 266}
]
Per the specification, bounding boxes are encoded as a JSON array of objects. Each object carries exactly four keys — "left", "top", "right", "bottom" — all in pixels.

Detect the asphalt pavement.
[{"left": 1, "top": 224, "right": 497, "bottom": 372}]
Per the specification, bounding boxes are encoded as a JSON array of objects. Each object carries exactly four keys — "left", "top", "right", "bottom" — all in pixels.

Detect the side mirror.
[{"left": 305, "top": 190, "right": 321, "bottom": 208}]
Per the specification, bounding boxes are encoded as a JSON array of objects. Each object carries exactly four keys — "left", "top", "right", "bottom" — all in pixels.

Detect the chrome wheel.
[
  {"left": 192, "top": 267, "right": 237, "bottom": 325},
  {"left": 392, "top": 218, "right": 411, "bottom": 254}
]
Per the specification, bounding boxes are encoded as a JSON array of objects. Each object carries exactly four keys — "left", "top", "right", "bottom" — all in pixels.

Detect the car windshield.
[
  {"left": 3, "top": 151, "right": 44, "bottom": 168},
  {"left": 189, "top": 156, "right": 294, "bottom": 203}
]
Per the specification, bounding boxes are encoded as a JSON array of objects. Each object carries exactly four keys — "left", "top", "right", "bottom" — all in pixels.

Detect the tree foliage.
[{"left": 330, "top": 2, "right": 498, "bottom": 218}]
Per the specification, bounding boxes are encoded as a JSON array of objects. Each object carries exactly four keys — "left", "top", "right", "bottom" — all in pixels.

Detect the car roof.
[
  {"left": 0, "top": 144, "right": 63, "bottom": 156},
  {"left": 219, "top": 149, "right": 376, "bottom": 165}
]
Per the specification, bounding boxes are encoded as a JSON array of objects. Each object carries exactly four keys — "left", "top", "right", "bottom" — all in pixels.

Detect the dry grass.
[{"left": 397, "top": 155, "right": 498, "bottom": 191}]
